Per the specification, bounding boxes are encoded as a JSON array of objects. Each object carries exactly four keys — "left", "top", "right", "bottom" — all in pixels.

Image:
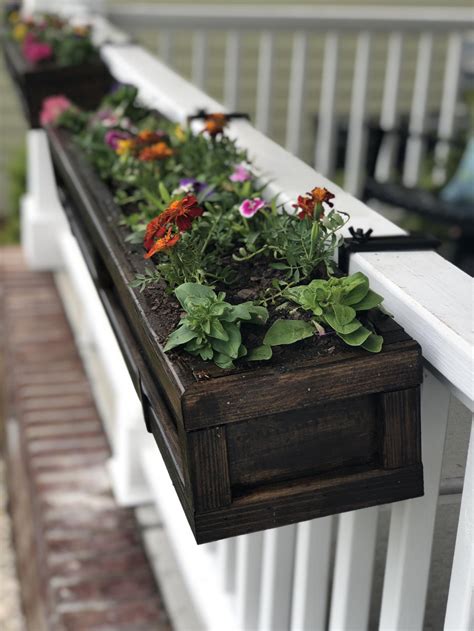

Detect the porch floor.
[{"left": 0, "top": 246, "right": 172, "bottom": 631}]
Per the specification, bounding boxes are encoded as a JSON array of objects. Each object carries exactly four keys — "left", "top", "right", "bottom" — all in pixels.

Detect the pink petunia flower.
[
  {"left": 239, "top": 198, "right": 265, "bottom": 218},
  {"left": 230, "top": 163, "right": 252, "bottom": 182},
  {"left": 39, "top": 95, "right": 72, "bottom": 126},
  {"left": 23, "top": 33, "right": 53, "bottom": 64}
]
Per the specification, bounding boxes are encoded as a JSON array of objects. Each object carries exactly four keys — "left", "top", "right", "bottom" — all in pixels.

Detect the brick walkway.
[{"left": 0, "top": 247, "right": 172, "bottom": 631}]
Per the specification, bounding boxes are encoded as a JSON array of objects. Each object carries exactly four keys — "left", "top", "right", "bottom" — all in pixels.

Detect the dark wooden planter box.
[
  {"left": 47, "top": 127, "right": 424, "bottom": 544},
  {"left": 2, "top": 36, "right": 112, "bottom": 128}
]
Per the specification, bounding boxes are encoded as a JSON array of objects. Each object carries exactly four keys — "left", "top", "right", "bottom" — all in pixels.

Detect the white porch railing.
[
  {"left": 18, "top": 6, "right": 473, "bottom": 631},
  {"left": 107, "top": 4, "right": 474, "bottom": 197}
]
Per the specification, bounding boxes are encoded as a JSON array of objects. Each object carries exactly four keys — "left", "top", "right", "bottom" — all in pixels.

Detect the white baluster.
[
  {"left": 236, "top": 532, "right": 264, "bottom": 630},
  {"left": 403, "top": 33, "right": 433, "bottom": 187},
  {"left": 255, "top": 32, "right": 275, "bottom": 136},
  {"left": 224, "top": 31, "right": 241, "bottom": 110},
  {"left": 445, "top": 417, "right": 474, "bottom": 631},
  {"left": 315, "top": 32, "right": 339, "bottom": 178},
  {"left": 159, "top": 30, "right": 173, "bottom": 67},
  {"left": 192, "top": 30, "right": 208, "bottom": 90},
  {"left": 344, "top": 32, "right": 372, "bottom": 197},
  {"left": 432, "top": 33, "right": 463, "bottom": 185},
  {"left": 285, "top": 32, "right": 308, "bottom": 156},
  {"left": 290, "top": 517, "right": 333, "bottom": 631},
  {"left": 374, "top": 33, "right": 404, "bottom": 182},
  {"left": 328, "top": 507, "right": 379, "bottom": 631},
  {"left": 379, "top": 370, "right": 451, "bottom": 630},
  {"left": 217, "top": 538, "right": 237, "bottom": 593},
  {"left": 258, "top": 525, "right": 297, "bottom": 631}
]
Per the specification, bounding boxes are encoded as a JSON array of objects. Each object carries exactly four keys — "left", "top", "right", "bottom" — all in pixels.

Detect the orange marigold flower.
[
  {"left": 137, "top": 129, "right": 167, "bottom": 143},
  {"left": 143, "top": 194, "right": 204, "bottom": 254},
  {"left": 294, "top": 186, "right": 335, "bottom": 219},
  {"left": 139, "top": 141, "right": 174, "bottom": 161},
  {"left": 310, "top": 187, "right": 335, "bottom": 207},
  {"left": 203, "top": 113, "right": 228, "bottom": 137},
  {"left": 144, "top": 226, "right": 180, "bottom": 259},
  {"left": 160, "top": 194, "right": 204, "bottom": 231}
]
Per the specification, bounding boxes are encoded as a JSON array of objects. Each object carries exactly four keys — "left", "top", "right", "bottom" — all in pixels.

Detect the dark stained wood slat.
[
  {"left": 188, "top": 428, "right": 232, "bottom": 512},
  {"left": 182, "top": 347, "right": 421, "bottom": 429},
  {"left": 382, "top": 387, "right": 421, "bottom": 468},
  {"left": 194, "top": 464, "right": 424, "bottom": 543}
]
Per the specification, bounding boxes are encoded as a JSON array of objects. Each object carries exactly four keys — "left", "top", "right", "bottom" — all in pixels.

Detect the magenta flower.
[
  {"left": 230, "top": 163, "right": 252, "bottom": 182},
  {"left": 239, "top": 198, "right": 265, "bottom": 218},
  {"left": 23, "top": 33, "right": 53, "bottom": 64},
  {"left": 39, "top": 95, "right": 72, "bottom": 127},
  {"left": 105, "top": 129, "right": 132, "bottom": 149}
]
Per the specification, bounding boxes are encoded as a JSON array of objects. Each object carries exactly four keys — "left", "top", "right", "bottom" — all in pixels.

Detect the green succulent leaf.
[
  {"left": 338, "top": 326, "right": 372, "bottom": 346},
  {"left": 340, "top": 272, "right": 369, "bottom": 305},
  {"left": 351, "top": 289, "right": 384, "bottom": 311},
  {"left": 263, "top": 319, "right": 314, "bottom": 347},
  {"left": 174, "top": 283, "right": 216, "bottom": 308},
  {"left": 361, "top": 333, "right": 384, "bottom": 353},
  {"left": 248, "top": 345, "right": 273, "bottom": 361},
  {"left": 164, "top": 325, "right": 197, "bottom": 351},
  {"left": 211, "top": 323, "right": 242, "bottom": 359}
]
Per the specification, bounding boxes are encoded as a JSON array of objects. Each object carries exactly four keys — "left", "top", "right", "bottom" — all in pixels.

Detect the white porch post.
[{"left": 21, "top": 130, "right": 68, "bottom": 270}]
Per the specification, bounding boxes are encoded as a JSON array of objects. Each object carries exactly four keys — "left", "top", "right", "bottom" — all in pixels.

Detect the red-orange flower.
[
  {"left": 203, "top": 113, "right": 228, "bottom": 137},
  {"left": 158, "top": 194, "right": 204, "bottom": 231},
  {"left": 144, "top": 226, "right": 180, "bottom": 259},
  {"left": 143, "top": 194, "right": 204, "bottom": 257},
  {"left": 310, "top": 187, "right": 335, "bottom": 207},
  {"left": 139, "top": 141, "right": 174, "bottom": 161},
  {"left": 294, "top": 186, "right": 335, "bottom": 219}
]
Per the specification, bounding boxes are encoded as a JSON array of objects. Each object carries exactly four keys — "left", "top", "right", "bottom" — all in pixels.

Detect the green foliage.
[
  {"left": 284, "top": 272, "right": 384, "bottom": 352},
  {"left": 236, "top": 202, "right": 348, "bottom": 280},
  {"left": 56, "top": 87, "right": 387, "bottom": 367},
  {"left": 164, "top": 283, "right": 268, "bottom": 368}
]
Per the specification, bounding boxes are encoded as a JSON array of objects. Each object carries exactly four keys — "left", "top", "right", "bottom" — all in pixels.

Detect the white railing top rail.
[
  {"left": 101, "top": 42, "right": 473, "bottom": 411},
  {"left": 106, "top": 4, "right": 474, "bottom": 32}
]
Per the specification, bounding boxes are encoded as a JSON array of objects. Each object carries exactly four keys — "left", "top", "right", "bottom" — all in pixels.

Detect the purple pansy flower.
[
  {"left": 105, "top": 129, "right": 132, "bottom": 150},
  {"left": 177, "top": 178, "right": 213, "bottom": 199},
  {"left": 239, "top": 198, "right": 265, "bottom": 218},
  {"left": 230, "top": 163, "right": 252, "bottom": 182}
]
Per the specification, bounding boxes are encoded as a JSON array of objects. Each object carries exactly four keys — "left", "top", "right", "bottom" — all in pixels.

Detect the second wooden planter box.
[
  {"left": 48, "top": 127, "right": 424, "bottom": 544},
  {"left": 2, "top": 37, "right": 112, "bottom": 128}
]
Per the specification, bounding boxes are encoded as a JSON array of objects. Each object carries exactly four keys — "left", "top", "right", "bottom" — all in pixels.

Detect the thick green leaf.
[
  {"left": 174, "top": 283, "right": 215, "bottom": 309},
  {"left": 248, "top": 345, "right": 273, "bottom": 361},
  {"left": 341, "top": 272, "right": 369, "bottom": 305},
  {"left": 211, "top": 323, "right": 242, "bottom": 359},
  {"left": 199, "top": 345, "right": 214, "bottom": 361},
  {"left": 338, "top": 326, "right": 371, "bottom": 346},
  {"left": 164, "top": 325, "right": 197, "bottom": 351},
  {"left": 263, "top": 319, "right": 314, "bottom": 346},
  {"left": 210, "top": 319, "right": 229, "bottom": 341},
  {"left": 214, "top": 352, "right": 235, "bottom": 369},
  {"left": 351, "top": 289, "right": 383, "bottom": 311},
  {"left": 362, "top": 333, "right": 383, "bottom": 353},
  {"left": 332, "top": 303, "right": 356, "bottom": 326},
  {"left": 323, "top": 310, "right": 362, "bottom": 335}
]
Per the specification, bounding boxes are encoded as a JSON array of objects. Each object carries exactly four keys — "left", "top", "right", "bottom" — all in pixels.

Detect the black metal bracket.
[
  {"left": 338, "top": 227, "right": 441, "bottom": 274},
  {"left": 187, "top": 108, "right": 250, "bottom": 124}
]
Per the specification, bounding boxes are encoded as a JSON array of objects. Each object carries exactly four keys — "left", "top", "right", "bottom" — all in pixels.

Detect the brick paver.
[{"left": 0, "top": 247, "right": 172, "bottom": 631}]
